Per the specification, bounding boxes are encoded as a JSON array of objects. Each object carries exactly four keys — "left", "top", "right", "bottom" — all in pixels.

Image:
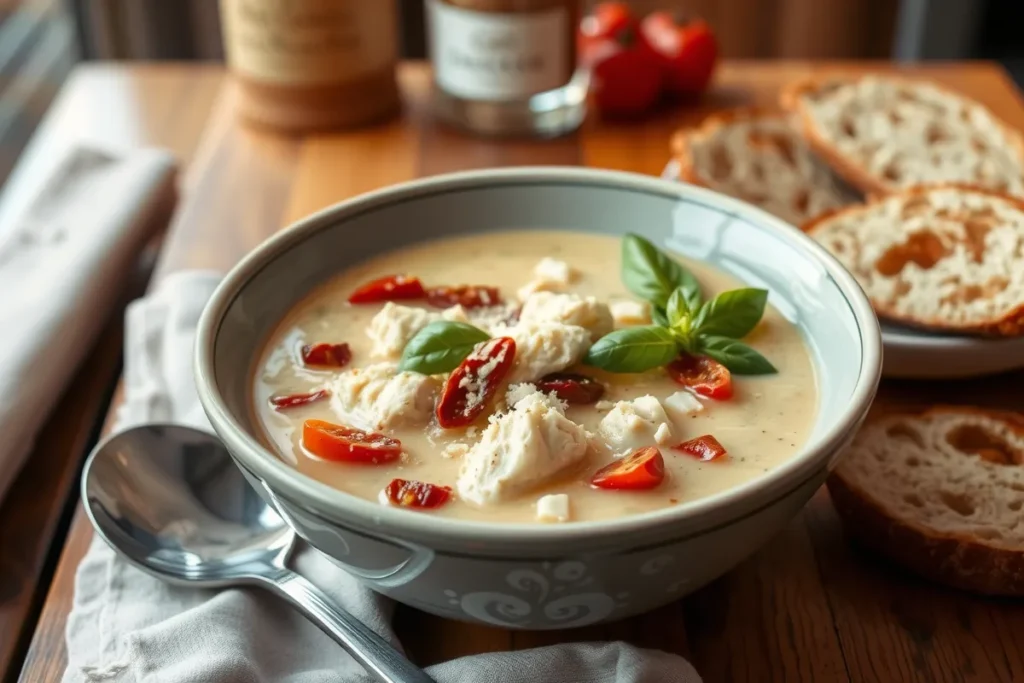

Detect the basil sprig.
[
  {"left": 398, "top": 321, "right": 489, "bottom": 374},
  {"left": 585, "top": 234, "right": 777, "bottom": 376}
]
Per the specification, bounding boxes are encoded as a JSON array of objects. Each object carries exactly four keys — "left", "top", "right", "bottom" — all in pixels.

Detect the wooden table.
[{"left": 15, "top": 61, "right": 1024, "bottom": 683}]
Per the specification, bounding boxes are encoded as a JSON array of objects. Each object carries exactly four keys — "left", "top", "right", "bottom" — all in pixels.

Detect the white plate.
[{"left": 882, "top": 324, "right": 1024, "bottom": 379}]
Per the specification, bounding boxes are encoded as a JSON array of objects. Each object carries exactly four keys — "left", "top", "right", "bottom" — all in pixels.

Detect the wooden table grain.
[{"left": 18, "top": 61, "right": 1024, "bottom": 683}]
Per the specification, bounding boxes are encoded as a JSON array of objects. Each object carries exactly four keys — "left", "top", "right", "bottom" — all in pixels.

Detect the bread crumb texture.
[
  {"left": 795, "top": 76, "right": 1024, "bottom": 194},
  {"left": 836, "top": 408, "right": 1024, "bottom": 550},
  {"left": 677, "top": 111, "right": 853, "bottom": 226},
  {"left": 808, "top": 186, "right": 1024, "bottom": 335}
]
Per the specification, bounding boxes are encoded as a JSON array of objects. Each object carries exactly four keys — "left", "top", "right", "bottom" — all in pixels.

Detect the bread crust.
[
  {"left": 671, "top": 107, "right": 778, "bottom": 188},
  {"left": 828, "top": 406, "right": 1024, "bottom": 596},
  {"left": 802, "top": 183, "right": 1024, "bottom": 336},
  {"left": 781, "top": 76, "right": 1024, "bottom": 197}
]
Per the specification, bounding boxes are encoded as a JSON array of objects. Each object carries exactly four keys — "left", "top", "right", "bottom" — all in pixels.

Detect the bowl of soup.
[{"left": 195, "top": 167, "right": 881, "bottom": 629}]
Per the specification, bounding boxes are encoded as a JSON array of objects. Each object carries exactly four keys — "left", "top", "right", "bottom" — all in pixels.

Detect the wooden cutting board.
[{"left": 20, "top": 61, "right": 1024, "bottom": 683}]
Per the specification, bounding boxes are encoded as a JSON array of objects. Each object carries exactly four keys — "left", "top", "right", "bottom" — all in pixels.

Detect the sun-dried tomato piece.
[
  {"left": 436, "top": 337, "right": 516, "bottom": 428},
  {"left": 534, "top": 372, "right": 605, "bottom": 404},
  {"left": 383, "top": 478, "right": 453, "bottom": 509},
  {"left": 590, "top": 446, "right": 665, "bottom": 490},
  {"left": 426, "top": 285, "right": 502, "bottom": 309},
  {"left": 301, "top": 342, "right": 352, "bottom": 368},
  {"left": 673, "top": 434, "right": 727, "bottom": 461},
  {"left": 348, "top": 275, "right": 426, "bottom": 304},
  {"left": 302, "top": 419, "right": 401, "bottom": 464},
  {"left": 270, "top": 389, "right": 330, "bottom": 411}
]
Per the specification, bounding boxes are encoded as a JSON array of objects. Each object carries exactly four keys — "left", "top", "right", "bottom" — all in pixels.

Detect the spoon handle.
[{"left": 268, "top": 569, "right": 437, "bottom": 683}]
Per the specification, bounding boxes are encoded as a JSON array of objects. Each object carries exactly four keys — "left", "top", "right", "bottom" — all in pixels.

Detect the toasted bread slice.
[
  {"left": 828, "top": 407, "right": 1024, "bottom": 596},
  {"left": 804, "top": 185, "right": 1024, "bottom": 336},
  {"left": 781, "top": 76, "right": 1024, "bottom": 196},
  {"left": 672, "top": 110, "right": 856, "bottom": 226}
]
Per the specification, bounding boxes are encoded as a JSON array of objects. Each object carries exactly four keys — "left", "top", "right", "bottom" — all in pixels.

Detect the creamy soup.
[{"left": 253, "top": 230, "right": 818, "bottom": 524}]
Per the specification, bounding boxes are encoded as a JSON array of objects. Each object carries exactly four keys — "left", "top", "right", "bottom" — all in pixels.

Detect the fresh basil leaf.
[
  {"left": 584, "top": 325, "right": 680, "bottom": 373},
  {"left": 692, "top": 288, "right": 769, "bottom": 339},
  {"left": 398, "top": 321, "right": 489, "bottom": 374},
  {"left": 651, "top": 306, "right": 669, "bottom": 328},
  {"left": 698, "top": 335, "right": 777, "bottom": 375},
  {"left": 621, "top": 233, "right": 702, "bottom": 310},
  {"left": 665, "top": 288, "right": 690, "bottom": 327}
]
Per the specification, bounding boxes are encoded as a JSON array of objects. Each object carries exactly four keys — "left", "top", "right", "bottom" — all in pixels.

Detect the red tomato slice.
[
  {"left": 534, "top": 372, "right": 605, "bottom": 405},
  {"left": 300, "top": 342, "right": 352, "bottom": 368},
  {"left": 383, "top": 478, "right": 453, "bottom": 509},
  {"left": 270, "top": 389, "right": 330, "bottom": 411},
  {"left": 436, "top": 337, "right": 516, "bottom": 428},
  {"left": 348, "top": 275, "right": 426, "bottom": 304},
  {"left": 591, "top": 446, "right": 665, "bottom": 490},
  {"left": 666, "top": 353, "right": 733, "bottom": 400},
  {"left": 302, "top": 419, "right": 402, "bottom": 464},
  {"left": 673, "top": 434, "right": 727, "bottom": 461},
  {"left": 426, "top": 285, "right": 502, "bottom": 309}
]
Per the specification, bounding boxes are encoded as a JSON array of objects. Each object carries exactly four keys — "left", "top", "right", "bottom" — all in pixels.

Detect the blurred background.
[{"left": 2, "top": 0, "right": 1023, "bottom": 190}]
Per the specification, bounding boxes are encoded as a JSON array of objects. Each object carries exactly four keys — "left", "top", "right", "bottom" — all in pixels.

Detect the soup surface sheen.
[{"left": 253, "top": 230, "right": 818, "bottom": 523}]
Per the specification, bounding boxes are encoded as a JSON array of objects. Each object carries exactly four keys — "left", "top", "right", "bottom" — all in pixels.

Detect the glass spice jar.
[
  {"left": 425, "top": 0, "right": 587, "bottom": 137},
  {"left": 220, "top": 0, "right": 401, "bottom": 133}
]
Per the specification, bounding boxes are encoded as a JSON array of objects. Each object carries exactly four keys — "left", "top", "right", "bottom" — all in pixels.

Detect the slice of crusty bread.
[
  {"left": 804, "top": 184, "right": 1024, "bottom": 336},
  {"left": 828, "top": 407, "right": 1024, "bottom": 596},
  {"left": 781, "top": 76, "right": 1024, "bottom": 196},
  {"left": 671, "top": 109, "right": 857, "bottom": 226}
]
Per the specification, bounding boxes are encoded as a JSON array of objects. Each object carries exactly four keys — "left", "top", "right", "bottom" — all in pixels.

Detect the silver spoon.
[{"left": 82, "top": 423, "right": 436, "bottom": 683}]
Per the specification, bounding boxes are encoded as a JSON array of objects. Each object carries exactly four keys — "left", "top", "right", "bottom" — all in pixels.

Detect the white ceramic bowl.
[{"left": 195, "top": 168, "right": 881, "bottom": 629}]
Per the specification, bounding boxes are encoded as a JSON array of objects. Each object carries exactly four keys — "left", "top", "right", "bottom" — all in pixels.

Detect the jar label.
[
  {"left": 220, "top": 0, "right": 397, "bottom": 85},
  {"left": 427, "top": 0, "right": 570, "bottom": 101}
]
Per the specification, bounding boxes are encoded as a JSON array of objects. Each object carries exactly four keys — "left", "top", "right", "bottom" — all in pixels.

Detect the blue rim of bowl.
[{"left": 194, "top": 167, "right": 882, "bottom": 549}]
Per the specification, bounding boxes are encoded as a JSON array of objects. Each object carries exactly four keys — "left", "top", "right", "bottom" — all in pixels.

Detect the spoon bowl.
[{"left": 82, "top": 423, "right": 434, "bottom": 683}]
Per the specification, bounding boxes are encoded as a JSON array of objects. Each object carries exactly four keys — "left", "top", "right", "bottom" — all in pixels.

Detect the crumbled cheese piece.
[
  {"left": 664, "top": 391, "right": 704, "bottom": 419},
  {"left": 518, "top": 292, "right": 613, "bottom": 341},
  {"left": 467, "top": 303, "right": 520, "bottom": 335},
  {"left": 505, "top": 321, "right": 590, "bottom": 383},
  {"left": 598, "top": 395, "right": 675, "bottom": 454},
  {"left": 517, "top": 278, "right": 560, "bottom": 302},
  {"left": 467, "top": 426, "right": 478, "bottom": 438},
  {"left": 534, "top": 258, "right": 575, "bottom": 285},
  {"left": 366, "top": 303, "right": 467, "bottom": 358},
  {"left": 595, "top": 400, "right": 615, "bottom": 411},
  {"left": 457, "top": 391, "right": 588, "bottom": 505},
  {"left": 329, "top": 363, "right": 439, "bottom": 430},
  {"left": 654, "top": 423, "right": 673, "bottom": 445},
  {"left": 610, "top": 299, "right": 651, "bottom": 326},
  {"left": 505, "top": 382, "right": 539, "bottom": 407},
  {"left": 536, "top": 493, "right": 571, "bottom": 523},
  {"left": 443, "top": 443, "right": 470, "bottom": 459}
]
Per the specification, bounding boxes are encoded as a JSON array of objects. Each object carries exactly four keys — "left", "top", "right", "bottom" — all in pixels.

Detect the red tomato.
[
  {"left": 270, "top": 389, "right": 330, "bottom": 411},
  {"left": 583, "top": 27, "right": 663, "bottom": 118},
  {"left": 301, "top": 342, "right": 352, "bottom": 368},
  {"left": 426, "top": 285, "right": 502, "bottom": 309},
  {"left": 383, "top": 478, "right": 453, "bottom": 509},
  {"left": 534, "top": 372, "right": 605, "bottom": 405},
  {"left": 673, "top": 434, "right": 727, "bottom": 461},
  {"left": 640, "top": 13, "right": 718, "bottom": 96},
  {"left": 591, "top": 446, "right": 665, "bottom": 490},
  {"left": 579, "top": 2, "right": 636, "bottom": 45},
  {"left": 348, "top": 275, "right": 426, "bottom": 304},
  {"left": 302, "top": 419, "right": 402, "bottom": 464},
  {"left": 666, "top": 353, "right": 733, "bottom": 400},
  {"left": 436, "top": 337, "right": 516, "bottom": 428}
]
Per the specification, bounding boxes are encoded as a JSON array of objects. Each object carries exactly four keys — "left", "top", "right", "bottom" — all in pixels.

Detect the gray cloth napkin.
[
  {"left": 0, "top": 147, "right": 176, "bottom": 502},
  {"left": 64, "top": 272, "right": 703, "bottom": 683}
]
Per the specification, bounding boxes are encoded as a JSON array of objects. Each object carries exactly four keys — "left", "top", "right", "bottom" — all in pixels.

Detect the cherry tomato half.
[
  {"left": 302, "top": 419, "right": 402, "bottom": 464},
  {"left": 383, "top": 479, "right": 453, "bottom": 509},
  {"left": 534, "top": 372, "right": 605, "bottom": 405},
  {"left": 348, "top": 275, "right": 426, "bottom": 304},
  {"left": 301, "top": 342, "right": 352, "bottom": 368},
  {"left": 426, "top": 285, "right": 502, "bottom": 309},
  {"left": 666, "top": 353, "right": 733, "bottom": 400},
  {"left": 673, "top": 434, "right": 727, "bottom": 461},
  {"left": 270, "top": 389, "right": 330, "bottom": 411},
  {"left": 436, "top": 337, "right": 516, "bottom": 428},
  {"left": 590, "top": 446, "right": 665, "bottom": 490}
]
